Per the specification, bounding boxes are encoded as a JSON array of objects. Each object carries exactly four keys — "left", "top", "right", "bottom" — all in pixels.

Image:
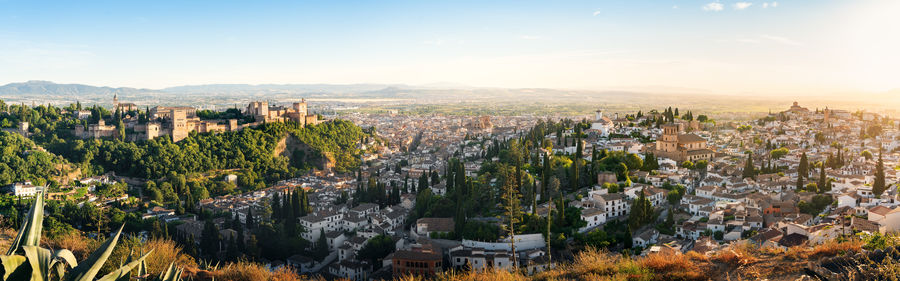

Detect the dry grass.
[
  {"left": 640, "top": 252, "right": 706, "bottom": 280},
  {"left": 713, "top": 242, "right": 759, "bottom": 267},
  {"left": 807, "top": 239, "right": 863, "bottom": 260},
  {"left": 684, "top": 250, "right": 709, "bottom": 262},
  {"left": 191, "top": 261, "right": 323, "bottom": 281},
  {"left": 781, "top": 239, "right": 863, "bottom": 262},
  {"left": 45, "top": 231, "right": 97, "bottom": 260},
  {"left": 783, "top": 246, "right": 807, "bottom": 260},
  {"left": 138, "top": 238, "right": 198, "bottom": 275},
  {"left": 0, "top": 228, "right": 17, "bottom": 251}
]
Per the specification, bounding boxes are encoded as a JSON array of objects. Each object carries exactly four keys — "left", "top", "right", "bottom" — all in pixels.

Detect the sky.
[{"left": 0, "top": 0, "right": 898, "bottom": 95}]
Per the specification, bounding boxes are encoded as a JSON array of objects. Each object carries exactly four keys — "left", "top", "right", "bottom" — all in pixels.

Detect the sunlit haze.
[{"left": 0, "top": 0, "right": 898, "bottom": 97}]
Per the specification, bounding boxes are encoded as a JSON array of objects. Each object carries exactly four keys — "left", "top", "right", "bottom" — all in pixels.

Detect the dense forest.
[{"left": 0, "top": 131, "right": 72, "bottom": 186}]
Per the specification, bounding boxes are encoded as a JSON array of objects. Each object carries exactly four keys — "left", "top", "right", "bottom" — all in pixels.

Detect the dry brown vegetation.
[
  {"left": 0, "top": 227, "right": 892, "bottom": 281},
  {"left": 185, "top": 261, "right": 323, "bottom": 281},
  {"left": 45, "top": 231, "right": 98, "bottom": 260},
  {"left": 713, "top": 242, "right": 759, "bottom": 267}
]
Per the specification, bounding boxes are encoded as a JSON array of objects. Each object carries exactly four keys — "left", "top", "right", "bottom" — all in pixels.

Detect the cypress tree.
[
  {"left": 874, "top": 149, "right": 886, "bottom": 196},
  {"left": 542, "top": 153, "right": 550, "bottom": 201},
  {"left": 301, "top": 191, "right": 311, "bottom": 215},
  {"left": 246, "top": 208, "right": 255, "bottom": 230},
  {"left": 200, "top": 220, "right": 220, "bottom": 257},
  {"left": 817, "top": 164, "right": 827, "bottom": 193},
  {"left": 742, "top": 152, "right": 755, "bottom": 178},
  {"left": 798, "top": 152, "right": 809, "bottom": 177},
  {"left": 272, "top": 192, "right": 281, "bottom": 220},
  {"left": 456, "top": 162, "right": 466, "bottom": 194},
  {"left": 292, "top": 189, "right": 302, "bottom": 217},
  {"left": 283, "top": 191, "right": 293, "bottom": 221}
]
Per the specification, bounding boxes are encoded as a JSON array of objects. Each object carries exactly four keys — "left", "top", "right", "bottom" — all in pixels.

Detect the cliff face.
[{"left": 274, "top": 134, "right": 334, "bottom": 171}]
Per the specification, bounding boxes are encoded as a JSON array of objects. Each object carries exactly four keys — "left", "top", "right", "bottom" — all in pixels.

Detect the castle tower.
[
  {"left": 171, "top": 109, "right": 188, "bottom": 142},
  {"left": 661, "top": 124, "right": 678, "bottom": 142},
  {"left": 595, "top": 110, "right": 603, "bottom": 121},
  {"left": 293, "top": 98, "right": 308, "bottom": 116}
]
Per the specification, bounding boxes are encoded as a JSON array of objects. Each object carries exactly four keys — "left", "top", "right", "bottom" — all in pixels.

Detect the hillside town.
[{"left": 3, "top": 100, "right": 900, "bottom": 280}]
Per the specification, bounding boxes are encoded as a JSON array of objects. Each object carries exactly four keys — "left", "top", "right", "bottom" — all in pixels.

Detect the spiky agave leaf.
[
  {"left": 113, "top": 250, "right": 134, "bottom": 281},
  {"left": 95, "top": 249, "right": 153, "bottom": 281},
  {"left": 22, "top": 246, "right": 78, "bottom": 281},
  {"left": 23, "top": 246, "right": 51, "bottom": 281},
  {"left": 0, "top": 254, "right": 29, "bottom": 281},
  {"left": 158, "top": 262, "right": 183, "bottom": 281},
  {"left": 65, "top": 224, "right": 125, "bottom": 281},
  {"left": 135, "top": 249, "right": 147, "bottom": 278},
  {"left": 7, "top": 192, "right": 45, "bottom": 255},
  {"left": 52, "top": 249, "right": 78, "bottom": 270}
]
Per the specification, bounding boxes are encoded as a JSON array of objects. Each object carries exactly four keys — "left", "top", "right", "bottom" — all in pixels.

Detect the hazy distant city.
[{"left": 1, "top": 1, "right": 899, "bottom": 281}]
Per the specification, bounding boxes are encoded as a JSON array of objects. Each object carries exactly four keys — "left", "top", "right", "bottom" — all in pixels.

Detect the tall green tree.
[
  {"left": 542, "top": 153, "right": 551, "bottom": 201},
  {"left": 874, "top": 149, "right": 886, "bottom": 196},
  {"left": 798, "top": 152, "right": 809, "bottom": 177},
  {"left": 500, "top": 168, "right": 523, "bottom": 269},
  {"left": 742, "top": 152, "right": 755, "bottom": 178},
  {"left": 292, "top": 189, "right": 302, "bottom": 217},
  {"left": 200, "top": 219, "right": 220, "bottom": 257},
  {"left": 817, "top": 163, "right": 827, "bottom": 193}
]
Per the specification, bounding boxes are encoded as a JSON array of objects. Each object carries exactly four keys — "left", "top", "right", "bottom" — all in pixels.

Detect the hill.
[
  {"left": 0, "top": 80, "right": 158, "bottom": 96},
  {"left": 0, "top": 131, "right": 77, "bottom": 185}
]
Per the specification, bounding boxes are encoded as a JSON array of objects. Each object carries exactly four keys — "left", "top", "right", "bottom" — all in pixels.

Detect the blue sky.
[{"left": 0, "top": 0, "right": 897, "bottom": 95}]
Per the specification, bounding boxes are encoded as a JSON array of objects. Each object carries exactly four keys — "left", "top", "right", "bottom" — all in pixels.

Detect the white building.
[
  {"left": 5, "top": 182, "right": 41, "bottom": 197},
  {"left": 589, "top": 110, "right": 614, "bottom": 137},
  {"left": 869, "top": 205, "right": 900, "bottom": 233},
  {"left": 579, "top": 207, "right": 607, "bottom": 233},
  {"left": 300, "top": 211, "right": 344, "bottom": 241}
]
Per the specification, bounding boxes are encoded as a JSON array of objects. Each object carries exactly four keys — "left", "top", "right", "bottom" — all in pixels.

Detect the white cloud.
[
  {"left": 592, "top": 9, "right": 602, "bottom": 16},
  {"left": 761, "top": 34, "right": 801, "bottom": 46},
  {"left": 734, "top": 2, "right": 753, "bottom": 10},
  {"left": 772, "top": 2, "right": 778, "bottom": 7},
  {"left": 702, "top": 2, "right": 724, "bottom": 12},
  {"left": 762, "top": 2, "right": 778, "bottom": 8},
  {"left": 672, "top": 5, "right": 679, "bottom": 9}
]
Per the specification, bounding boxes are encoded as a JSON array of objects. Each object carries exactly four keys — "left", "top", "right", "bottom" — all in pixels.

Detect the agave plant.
[
  {"left": 0, "top": 192, "right": 162, "bottom": 281},
  {"left": 157, "top": 263, "right": 183, "bottom": 281}
]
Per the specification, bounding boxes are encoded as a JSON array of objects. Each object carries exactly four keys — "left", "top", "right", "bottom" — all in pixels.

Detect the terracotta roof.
[
  {"left": 869, "top": 205, "right": 892, "bottom": 216},
  {"left": 677, "top": 134, "right": 706, "bottom": 143},
  {"left": 394, "top": 245, "right": 442, "bottom": 261},
  {"left": 417, "top": 217, "right": 455, "bottom": 233}
]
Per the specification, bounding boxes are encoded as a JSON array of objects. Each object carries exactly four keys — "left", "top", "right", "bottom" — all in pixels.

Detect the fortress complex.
[
  {"left": 76, "top": 96, "right": 317, "bottom": 142},
  {"left": 246, "top": 99, "right": 318, "bottom": 126}
]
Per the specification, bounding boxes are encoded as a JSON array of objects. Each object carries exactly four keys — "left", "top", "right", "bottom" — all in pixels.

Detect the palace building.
[
  {"left": 75, "top": 96, "right": 318, "bottom": 142},
  {"left": 246, "top": 99, "right": 318, "bottom": 127},
  {"left": 654, "top": 123, "right": 714, "bottom": 162}
]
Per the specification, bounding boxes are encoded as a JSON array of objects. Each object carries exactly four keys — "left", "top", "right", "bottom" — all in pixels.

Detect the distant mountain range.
[
  {"left": 0, "top": 80, "right": 161, "bottom": 96},
  {"left": 0, "top": 80, "right": 463, "bottom": 97},
  {"left": 1, "top": 81, "right": 896, "bottom": 113}
]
